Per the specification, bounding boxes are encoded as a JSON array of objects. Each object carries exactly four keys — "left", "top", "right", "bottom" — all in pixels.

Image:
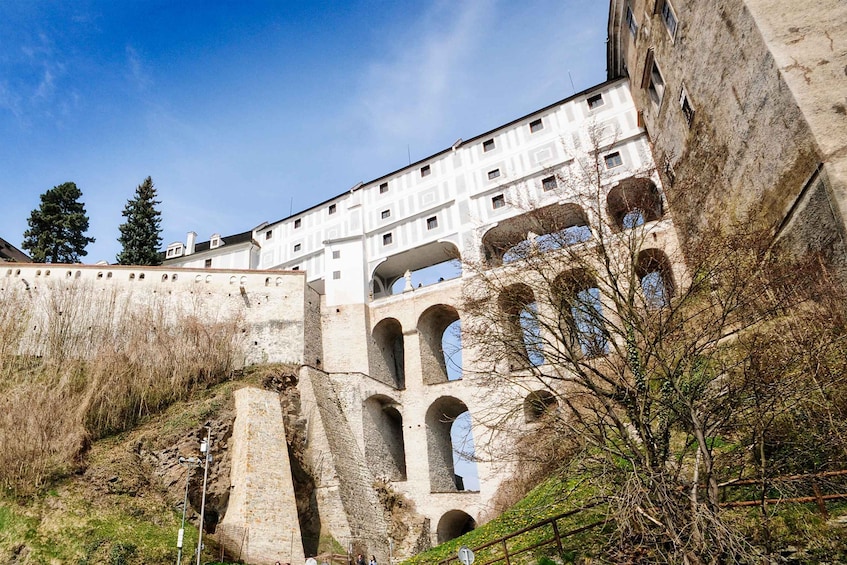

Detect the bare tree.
[{"left": 460, "top": 147, "right": 847, "bottom": 562}]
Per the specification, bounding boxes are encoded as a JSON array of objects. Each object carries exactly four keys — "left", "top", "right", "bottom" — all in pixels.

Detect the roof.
[{"left": 0, "top": 237, "right": 30, "bottom": 263}]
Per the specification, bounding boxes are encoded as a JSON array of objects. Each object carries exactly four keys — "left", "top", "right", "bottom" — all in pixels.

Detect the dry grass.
[{"left": 0, "top": 283, "right": 241, "bottom": 497}]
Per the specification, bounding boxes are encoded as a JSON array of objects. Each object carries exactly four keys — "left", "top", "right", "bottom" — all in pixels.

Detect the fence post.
[
  {"left": 502, "top": 539, "right": 511, "bottom": 565},
  {"left": 812, "top": 482, "right": 829, "bottom": 518},
  {"left": 551, "top": 520, "right": 565, "bottom": 559}
]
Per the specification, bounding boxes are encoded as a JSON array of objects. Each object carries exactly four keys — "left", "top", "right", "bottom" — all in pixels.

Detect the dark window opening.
[
  {"left": 529, "top": 119, "right": 543, "bottom": 133},
  {"left": 482, "top": 139, "right": 495, "bottom": 152},
  {"left": 491, "top": 194, "right": 505, "bottom": 209}
]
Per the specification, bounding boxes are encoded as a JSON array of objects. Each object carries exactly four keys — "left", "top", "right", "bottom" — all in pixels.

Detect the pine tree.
[
  {"left": 116, "top": 176, "right": 163, "bottom": 266},
  {"left": 22, "top": 182, "right": 96, "bottom": 263}
]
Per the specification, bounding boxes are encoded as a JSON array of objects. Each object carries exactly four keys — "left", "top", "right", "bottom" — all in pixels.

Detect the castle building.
[{"left": 607, "top": 0, "right": 847, "bottom": 273}]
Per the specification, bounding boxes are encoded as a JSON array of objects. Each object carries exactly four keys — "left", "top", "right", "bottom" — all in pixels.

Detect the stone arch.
[
  {"left": 636, "top": 248, "right": 675, "bottom": 309},
  {"left": 553, "top": 269, "right": 608, "bottom": 358},
  {"left": 498, "top": 283, "right": 544, "bottom": 368},
  {"left": 436, "top": 509, "right": 476, "bottom": 544},
  {"left": 524, "top": 390, "right": 557, "bottom": 423},
  {"left": 606, "top": 177, "right": 663, "bottom": 231},
  {"left": 363, "top": 395, "right": 407, "bottom": 481},
  {"left": 482, "top": 203, "right": 591, "bottom": 266},
  {"left": 371, "top": 318, "right": 405, "bottom": 389},
  {"left": 418, "top": 304, "right": 462, "bottom": 384},
  {"left": 371, "top": 240, "right": 461, "bottom": 299},
  {"left": 426, "top": 396, "right": 476, "bottom": 492}
]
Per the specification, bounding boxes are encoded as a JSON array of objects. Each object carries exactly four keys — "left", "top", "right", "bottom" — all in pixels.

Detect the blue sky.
[{"left": 0, "top": 0, "right": 610, "bottom": 263}]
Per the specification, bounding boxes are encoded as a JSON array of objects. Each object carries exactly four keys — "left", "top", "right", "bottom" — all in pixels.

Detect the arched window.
[{"left": 524, "top": 390, "right": 557, "bottom": 423}]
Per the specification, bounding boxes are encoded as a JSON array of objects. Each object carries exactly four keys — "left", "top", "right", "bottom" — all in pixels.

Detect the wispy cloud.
[
  {"left": 351, "top": 0, "right": 493, "bottom": 145},
  {"left": 126, "top": 45, "right": 152, "bottom": 92}
]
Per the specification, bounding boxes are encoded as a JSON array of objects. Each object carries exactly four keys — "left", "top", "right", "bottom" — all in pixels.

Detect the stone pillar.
[{"left": 218, "top": 387, "right": 305, "bottom": 565}]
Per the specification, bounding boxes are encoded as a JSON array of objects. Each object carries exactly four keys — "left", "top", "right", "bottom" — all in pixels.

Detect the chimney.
[{"left": 186, "top": 231, "right": 197, "bottom": 255}]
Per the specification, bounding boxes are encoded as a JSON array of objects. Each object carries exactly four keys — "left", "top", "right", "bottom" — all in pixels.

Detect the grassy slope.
[{"left": 0, "top": 376, "right": 248, "bottom": 565}]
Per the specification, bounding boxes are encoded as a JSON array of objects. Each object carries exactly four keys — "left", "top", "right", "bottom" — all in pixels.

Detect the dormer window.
[
  {"left": 210, "top": 234, "right": 222, "bottom": 249},
  {"left": 166, "top": 243, "right": 184, "bottom": 258}
]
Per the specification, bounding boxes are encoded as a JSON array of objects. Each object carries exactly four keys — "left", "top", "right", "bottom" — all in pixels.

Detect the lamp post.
[
  {"left": 176, "top": 456, "right": 200, "bottom": 565},
  {"left": 196, "top": 426, "right": 212, "bottom": 565}
]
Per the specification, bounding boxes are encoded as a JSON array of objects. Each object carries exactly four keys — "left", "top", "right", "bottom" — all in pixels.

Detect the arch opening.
[
  {"left": 436, "top": 510, "right": 476, "bottom": 544},
  {"left": 363, "top": 395, "right": 407, "bottom": 481},
  {"left": 371, "top": 241, "right": 461, "bottom": 299},
  {"left": 426, "top": 396, "right": 478, "bottom": 493},
  {"left": 636, "top": 249, "right": 675, "bottom": 309},
  {"left": 554, "top": 270, "right": 608, "bottom": 358},
  {"left": 499, "top": 284, "right": 544, "bottom": 369},
  {"left": 418, "top": 305, "right": 462, "bottom": 384},
  {"left": 606, "top": 177, "right": 663, "bottom": 231},
  {"left": 524, "top": 390, "right": 558, "bottom": 423},
  {"left": 483, "top": 203, "right": 591, "bottom": 266},
  {"left": 371, "top": 318, "right": 405, "bottom": 389}
]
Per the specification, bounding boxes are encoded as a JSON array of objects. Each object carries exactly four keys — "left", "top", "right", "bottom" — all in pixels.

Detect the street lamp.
[
  {"left": 176, "top": 456, "right": 200, "bottom": 565},
  {"left": 196, "top": 426, "right": 212, "bottom": 565}
]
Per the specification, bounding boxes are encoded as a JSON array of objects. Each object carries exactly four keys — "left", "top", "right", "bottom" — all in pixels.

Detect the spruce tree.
[
  {"left": 22, "top": 182, "right": 95, "bottom": 263},
  {"left": 116, "top": 176, "right": 163, "bottom": 266}
]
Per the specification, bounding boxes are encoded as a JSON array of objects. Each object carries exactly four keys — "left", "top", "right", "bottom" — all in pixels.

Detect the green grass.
[{"left": 403, "top": 474, "right": 609, "bottom": 565}]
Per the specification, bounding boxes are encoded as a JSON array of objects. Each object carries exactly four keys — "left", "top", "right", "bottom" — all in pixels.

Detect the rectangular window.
[
  {"left": 604, "top": 152, "right": 623, "bottom": 169},
  {"left": 383, "top": 233, "right": 393, "bottom": 245},
  {"left": 328, "top": 204, "right": 336, "bottom": 214},
  {"left": 420, "top": 164, "right": 431, "bottom": 177},
  {"left": 333, "top": 270, "right": 341, "bottom": 280},
  {"left": 204, "top": 258, "right": 212, "bottom": 268},
  {"left": 661, "top": 1, "right": 677, "bottom": 38},
  {"left": 587, "top": 93, "right": 604, "bottom": 110},
  {"left": 542, "top": 176, "right": 558, "bottom": 191},
  {"left": 332, "top": 250, "right": 340, "bottom": 259},
  {"left": 292, "top": 266, "right": 300, "bottom": 271},
  {"left": 482, "top": 139, "right": 495, "bottom": 152},
  {"left": 492, "top": 194, "right": 505, "bottom": 209},
  {"left": 294, "top": 218, "right": 301, "bottom": 229},
  {"left": 647, "top": 57, "right": 665, "bottom": 106},
  {"left": 294, "top": 243, "right": 302, "bottom": 252},
  {"left": 679, "top": 85, "right": 694, "bottom": 127},
  {"left": 626, "top": 4, "right": 638, "bottom": 37},
  {"left": 427, "top": 216, "right": 438, "bottom": 230},
  {"left": 488, "top": 168, "right": 501, "bottom": 180},
  {"left": 381, "top": 209, "right": 391, "bottom": 219},
  {"left": 529, "top": 119, "right": 543, "bottom": 133},
  {"left": 379, "top": 182, "right": 389, "bottom": 194},
  {"left": 265, "top": 230, "right": 273, "bottom": 240}
]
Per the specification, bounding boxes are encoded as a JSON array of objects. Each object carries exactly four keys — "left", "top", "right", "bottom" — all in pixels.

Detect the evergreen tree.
[
  {"left": 22, "top": 182, "right": 95, "bottom": 263},
  {"left": 116, "top": 176, "right": 163, "bottom": 266}
]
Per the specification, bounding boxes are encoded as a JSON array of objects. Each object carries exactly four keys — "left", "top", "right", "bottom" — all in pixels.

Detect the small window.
[
  {"left": 427, "top": 216, "right": 438, "bottom": 230},
  {"left": 333, "top": 270, "right": 341, "bottom": 280},
  {"left": 488, "top": 168, "right": 501, "bottom": 180},
  {"left": 265, "top": 230, "right": 273, "bottom": 240},
  {"left": 482, "top": 139, "right": 495, "bottom": 152},
  {"left": 332, "top": 250, "right": 341, "bottom": 259},
  {"left": 661, "top": 1, "right": 677, "bottom": 38},
  {"left": 679, "top": 86, "right": 694, "bottom": 127},
  {"left": 587, "top": 94, "right": 604, "bottom": 110},
  {"left": 294, "top": 218, "right": 302, "bottom": 229},
  {"left": 292, "top": 266, "right": 300, "bottom": 271},
  {"left": 529, "top": 119, "right": 543, "bottom": 133},
  {"left": 328, "top": 204, "right": 337, "bottom": 215},
  {"left": 626, "top": 4, "right": 638, "bottom": 37},
  {"left": 604, "top": 152, "right": 623, "bottom": 169},
  {"left": 294, "top": 243, "right": 301, "bottom": 252},
  {"left": 420, "top": 165, "right": 431, "bottom": 177},
  {"left": 383, "top": 233, "right": 393, "bottom": 246},
  {"left": 379, "top": 182, "right": 389, "bottom": 194},
  {"left": 542, "top": 176, "right": 558, "bottom": 191},
  {"left": 381, "top": 209, "right": 391, "bottom": 219},
  {"left": 492, "top": 194, "right": 505, "bottom": 209},
  {"left": 210, "top": 237, "right": 220, "bottom": 248},
  {"left": 205, "top": 258, "right": 212, "bottom": 268}
]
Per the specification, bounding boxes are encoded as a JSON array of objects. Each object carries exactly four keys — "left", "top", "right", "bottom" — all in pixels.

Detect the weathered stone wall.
[
  {"left": 0, "top": 264, "right": 307, "bottom": 366},
  {"left": 219, "top": 387, "right": 305, "bottom": 565}
]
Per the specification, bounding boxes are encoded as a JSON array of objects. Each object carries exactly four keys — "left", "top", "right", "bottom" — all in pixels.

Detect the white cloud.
[{"left": 126, "top": 45, "right": 152, "bottom": 91}]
